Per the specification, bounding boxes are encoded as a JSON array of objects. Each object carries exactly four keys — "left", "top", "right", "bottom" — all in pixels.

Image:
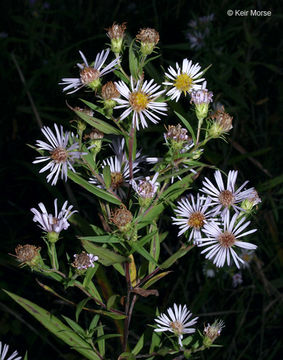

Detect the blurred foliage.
[{"left": 0, "top": 0, "right": 282, "bottom": 359}]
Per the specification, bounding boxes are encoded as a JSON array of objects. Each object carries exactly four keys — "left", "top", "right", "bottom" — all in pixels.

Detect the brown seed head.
[
  {"left": 15, "top": 244, "right": 41, "bottom": 263},
  {"left": 218, "top": 231, "right": 236, "bottom": 248},
  {"left": 165, "top": 124, "right": 189, "bottom": 142},
  {"left": 218, "top": 190, "right": 234, "bottom": 207},
  {"left": 101, "top": 81, "right": 120, "bottom": 100},
  {"left": 51, "top": 147, "right": 68, "bottom": 163},
  {"left": 72, "top": 252, "right": 92, "bottom": 269},
  {"left": 80, "top": 67, "right": 100, "bottom": 84},
  {"left": 110, "top": 205, "right": 133, "bottom": 228},
  {"left": 106, "top": 22, "right": 127, "bottom": 39},
  {"left": 211, "top": 106, "right": 233, "bottom": 132},
  {"left": 136, "top": 28, "right": 160, "bottom": 44}
]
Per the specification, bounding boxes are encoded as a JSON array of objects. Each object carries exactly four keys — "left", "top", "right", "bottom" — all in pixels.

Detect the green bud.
[
  {"left": 47, "top": 231, "right": 59, "bottom": 243},
  {"left": 195, "top": 103, "right": 209, "bottom": 122},
  {"left": 87, "top": 78, "right": 101, "bottom": 91}
]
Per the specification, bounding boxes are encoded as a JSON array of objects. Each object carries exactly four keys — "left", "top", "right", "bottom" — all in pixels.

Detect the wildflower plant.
[{"left": 5, "top": 22, "right": 262, "bottom": 360}]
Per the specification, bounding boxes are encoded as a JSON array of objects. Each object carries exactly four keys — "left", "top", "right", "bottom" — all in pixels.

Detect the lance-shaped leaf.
[
  {"left": 129, "top": 39, "right": 139, "bottom": 80},
  {"left": 79, "top": 235, "right": 122, "bottom": 244},
  {"left": 132, "top": 333, "right": 144, "bottom": 356},
  {"left": 143, "top": 271, "right": 172, "bottom": 289},
  {"left": 3, "top": 290, "right": 101, "bottom": 360},
  {"left": 159, "top": 244, "right": 194, "bottom": 269},
  {"left": 81, "top": 239, "right": 127, "bottom": 266},
  {"left": 74, "top": 108, "right": 121, "bottom": 135},
  {"left": 68, "top": 171, "right": 121, "bottom": 205},
  {"left": 130, "top": 241, "right": 159, "bottom": 267}
]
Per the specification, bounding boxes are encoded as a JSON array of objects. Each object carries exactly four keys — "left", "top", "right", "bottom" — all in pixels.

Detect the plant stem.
[{"left": 123, "top": 262, "right": 132, "bottom": 351}]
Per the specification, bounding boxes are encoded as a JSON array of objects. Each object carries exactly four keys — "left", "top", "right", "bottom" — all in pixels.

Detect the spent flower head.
[
  {"left": 14, "top": 244, "right": 42, "bottom": 268},
  {"left": 208, "top": 106, "right": 233, "bottom": 138},
  {"left": 154, "top": 304, "right": 198, "bottom": 348},
  {"left": 33, "top": 123, "right": 83, "bottom": 186},
  {"left": 163, "top": 59, "right": 205, "bottom": 102},
  {"left": 106, "top": 22, "right": 127, "bottom": 53},
  {"left": 59, "top": 49, "right": 119, "bottom": 94},
  {"left": 72, "top": 252, "right": 98, "bottom": 270},
  {"left": 203, "top": 319, "right": 224, "bottom": 346},
  {"left": 110, "top": 205, "right": 133, "bottom": 232},
  {"left": 136, "top": 27, "right": 160, "bottom": 55}
]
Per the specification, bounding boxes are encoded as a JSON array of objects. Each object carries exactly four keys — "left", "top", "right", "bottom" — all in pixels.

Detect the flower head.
[
  {"left": 31, "top": 199, "right": 77, "bottom": 239},
  {"left": 196, "top": 211, "right": 257, "bottom": 268},
  {"left": 0, "top": 342, "right": 21, "bottom": 360},
  {"left": 60, "top": 49, "right": 119, "bottom": 94},
  {"left": 201, "top": 170, "right": 256, "bottom": 215},
  {"left": 154, "top": 304, "right": 198, "bottom": 347},
  {"left": 172, "top": 194, "right": 214, "bottom": 240},
  {"left": 203, "top": 319, "right": 224, "bottom": 345},
  {"left": 131, "top": 172, "right": 159, "bottom": 199},
  {"left": 110, "top": 205, "right": 133, "bottom": 231},
  {"left": 136, "top": 28, "right": 160, "bottom": 55},
  {"left": 114, "top": 76, "right": 167, "bottom": 130},
  {"left": 33, "top": 124, "right": 83, "bottom": 186},
  {"left": 106, "top": 22, "right": 127, "bottom": 53},
  {"left": 208, "top": 106, "right": 233, "bottom": 138},
  {"left": 72, "top": 252, "right": 98, "bottom": 270},
  {"left": 163, "top": 59, "right": 205, "bottom": 102},
  {"left": 14, "top": 244, "right": 42, "bottom": 268}
]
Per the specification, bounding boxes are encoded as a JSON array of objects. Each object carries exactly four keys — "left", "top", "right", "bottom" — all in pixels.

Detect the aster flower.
[
  {"left": 154, "top": 304, "right": 198, "bottom": 347},
  {"left": 131, "top": 172, "right": 159, "bottom": 199},
  {"left": 33, "top": 124, "right": 83, "bottom": 186},
  {"left": 0, "top": 342, "right": 21, "bottom": 360},
  {"left": 72, "top": 252, "right": 98, "bottom": 270},
  {"left": 114, "top": 76, "right": 167, "bottom": 130},
  {"left": 232, "top": 272, "right": 243, "bottom": 287},
  {"left": 31, "top": 198, "right": 77, "bottom": 234},
  {"left": 201, "top": 170, "right": 256, "bottom": 215},
  {"left": 163, "top": 59, "right": 205, "bottom": 102},
  {"left": 89, "top": 138, "right": 142, "bottom": 198},
  {"left": 172, "top": 194, "right": 215, "bottom": 240},
  {"left": 59, "top": 49, "right": 119, "bottom": 94},
  {"left": 196, "top": 211, "right": 257, "bottom": 268}
]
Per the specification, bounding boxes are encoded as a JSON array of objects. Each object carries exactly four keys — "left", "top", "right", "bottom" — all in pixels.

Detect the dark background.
[{"left": 0, "top": 0, "right": 282, "bottom": 359}]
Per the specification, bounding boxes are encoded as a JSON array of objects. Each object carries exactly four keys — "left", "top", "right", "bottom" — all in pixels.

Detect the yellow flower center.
[
  {"left": 218, "top": 231, "right": 236, "bottom": 248},
  {"left": 174, "top": 73, "right": 193, "bottom": 93},
  {"left": 188, "top": 211, "right": 205, "bottom": 229},
  {"left": 129, "top": 91, "right": 149, "bottom": 112}
]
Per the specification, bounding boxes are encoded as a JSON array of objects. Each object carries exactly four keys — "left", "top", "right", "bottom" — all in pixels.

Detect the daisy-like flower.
[
  {"left": 154, "top": 304, "right": 198, "bottom": 348},
  {"left": 89, "top": 138, "right": 142, "bottom": 198},
  {"left": 72, "top": 252, "right": 99, "bottom": 270},
  {"left": 0, "top": 342, "right": 21, "bottom": 360},
  {"left": 59, "top": 49, "right": 119, "bottom": 94},
  {"left": 31, "top": 198, "right": 77, "bottom": 234},
  {"left": 172, "top": 194, "right": 215, "bottom": 240},
  {"left": 114, "top": 76, "right": 167, "bottom": 130},
  {"left": 131, "top": 172, "right": 159, "bottom": 199},
  {"left": 163, "top": 59, "right": 205, "bottom": 102},
  {"left": 33, "top": 124, "right": 83, "bottom": 186},
  {"left": 196, "top": 211, "right": 257, "bottom": 268},
  {"left": 201, "top": 170, "right": 255, "bottom": 215}
]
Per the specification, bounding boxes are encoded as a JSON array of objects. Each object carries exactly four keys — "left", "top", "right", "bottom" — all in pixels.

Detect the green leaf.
[
  {"left": 75, "top": 298, "right": 90, "bottom": 322},
  {"left": 182, "top": 336, "right": 193, "bottom": 346},
  {"left": 174, "top": 111, "right": 196, "bottom": 144},
  {"left": 74, "top": 108, "right": 121, "bottom": 135},
  {"left": 149, "top": 227, "right": 160, "bottom": 274},
  {"left": 97, "top": 321, "right": 105, "bottom": 356},
  {"left": 129, "top": 39, "right": 139, "bottom": 79},
  {"left": 159, "top": 244, "right": 194, "bottom": 269},
  {"left": 113, "top": 69, "right": 130, "bottom": 83},
  {"left": 143, "top": 271, "right": 172, "bottom": 289},
  {"left": 118, "top": 352, "right": 136, "bottom": 360},
  {"left": 94, "top": 333, "right": 122, "bottom": 345},
  {"left": 130, "top": 241, "right": 159, "bottom": 266},
  {"left": 103, "top": 165, "right": 111, "bottom": 189},
  {"left": 92, "top": 309, "right": 126, "bottom": 320},
  {"left": 81, "top": 239, "right": 127, "bottom": 266},
  {"left": 107, "top": 294, "right": 119, "bottom": 310},
  {"left": 89, "top": 314, "right": 100, "bottom": 332},
  {"left": 137, "top": 230, "right": 158, "bottom": 247},
  {"left": 68, "top": 171, "right": 121, "bottom": 205},
  {"left": 79, "top": 235, "right": 122, "bottom": 244},
  {"left": 132, "top": 333, "right": 144, "bottom": 355},
  {"left": 79, "top": 99, "right": 105, "bottom": 116},
  {"left": 83, "top": 265, "right": 99, "bottom": 288},
  {"left": 62, "top": 315, "right": 85, "bottom": 336},
  {"left": 24, "top": 352, "right": 28, "bottom": 360},
  {"left": 3, "top": 290, "right": 101, "bottom": 360}
]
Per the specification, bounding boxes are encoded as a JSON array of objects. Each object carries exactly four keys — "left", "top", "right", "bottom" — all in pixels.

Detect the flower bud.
[
  {"left": 136, "top": 28, "right": 160, "bottom": 56},
  {"left": 241, "top": 189, "right": 261, "bottom": 212},
  {"left": 74, "top": 107, "right": 94, "bottom": 133},
  {"left": 208, "top": 106, "right": 233, "bottom": 138},
  {"left": 190, "top": 83, "right": 213, "bottom": 122},
  {"left": 88, "top": 128, "right": 104, "bottom": 156},
  {"left": 14, "top": 244, "right": 42, "bottom": 268},
  {"left": 101, "top": 81, "right": 120, "bottom": 111},
  {"left": 106, "top": 22, "right": 127, "bottom": 54},
  {"left": 203, "top": 319, "right": 225, "bottom": 347}
]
